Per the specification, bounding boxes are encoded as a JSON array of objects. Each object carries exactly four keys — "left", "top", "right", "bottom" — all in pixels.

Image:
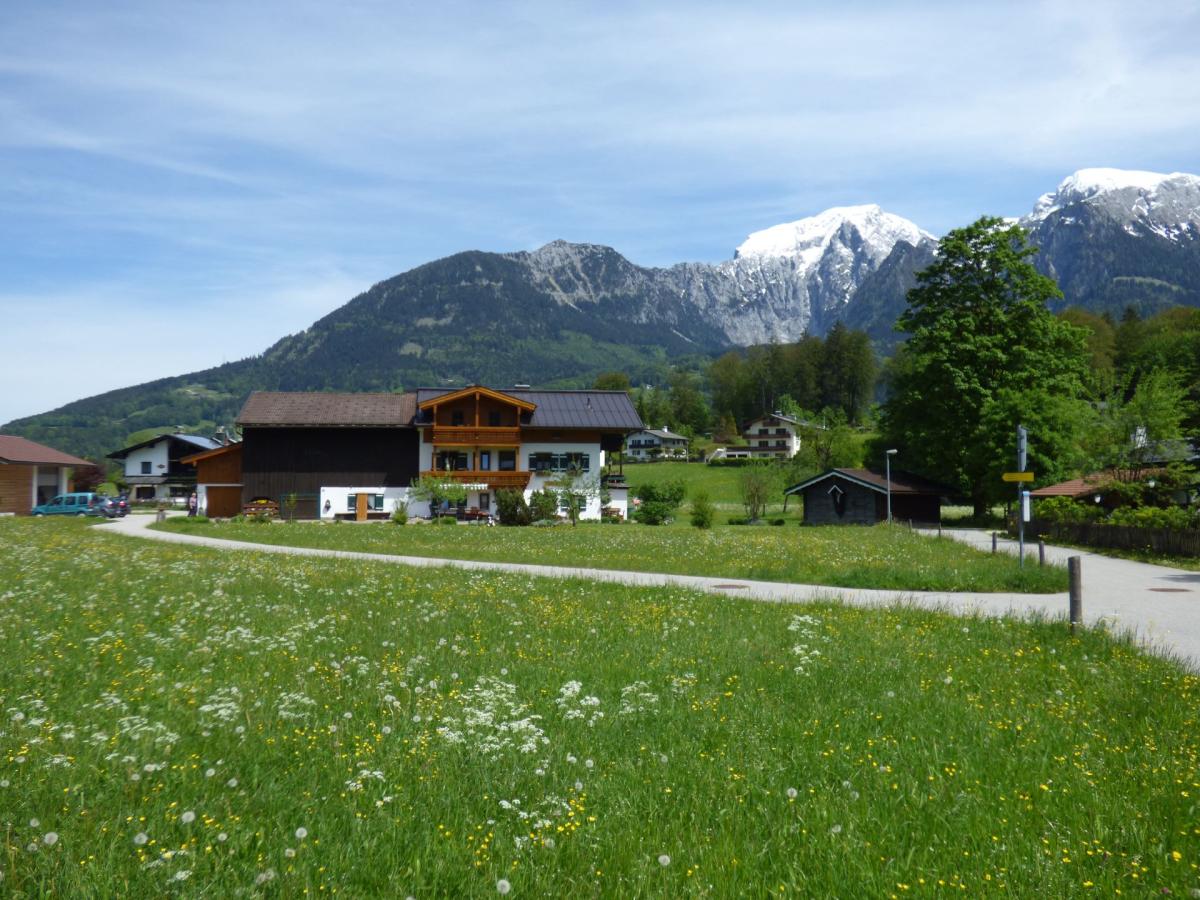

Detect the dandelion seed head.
[
  {"left": 284, "top": 848, "right": 296, "bottom": 858},
  {"left": 180, "top": 811, "right": 195, "bottom": 824},
  {"left": 584, "top": 758, "right": 594, "bottom": 769},
  {"left": 226, "top": 778, "right": 238, "bottom": 788},
  {"left": 42, "top": 832, "right": 58, "bottom": 846},
  {"left": 205, "top": 768, "right": 215, "bottom": 777},
  {"left": 496, "top": 878, "right": 512, "bottom": 894},
  {"left": 295, "top": 827, "right": 308, "bottom": 840},
  {"left": 830, "top": 824, "right": 843, "bottom": 835},
  {"left": 29, "top": 819, "right": 39, "bottom": 829},
  {"left": 658, "top": 854, "right": 671, "bottom": 866},
  {"left": 574, "top": 780, "right": 583, "bottom": 791},
  {"left": 217, "top": 833, "right": 228, "bottom": 842},
  {"left": 786, "top": 787, "right": 798, "bottom": 799},
  {"left": 133, "top": 832, "right": 149, "bottom": 846},
  {"left": 943, "top": 675, "right": 953, "bottom": 685}
]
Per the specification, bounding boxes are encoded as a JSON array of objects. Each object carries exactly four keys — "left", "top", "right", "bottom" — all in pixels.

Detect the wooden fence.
[{"left": 1030, "top": 519, "right": 1200, "bottom": 558}]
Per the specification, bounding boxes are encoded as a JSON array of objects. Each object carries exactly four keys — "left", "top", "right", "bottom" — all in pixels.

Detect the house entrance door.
[{"left": 355, "top": 493, "right": 368, "bottom": 521}]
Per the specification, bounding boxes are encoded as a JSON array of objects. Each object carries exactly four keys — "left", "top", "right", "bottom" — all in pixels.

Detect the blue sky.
[{"left": 3, "top": 0, "right": 1199, "bottom": 426}]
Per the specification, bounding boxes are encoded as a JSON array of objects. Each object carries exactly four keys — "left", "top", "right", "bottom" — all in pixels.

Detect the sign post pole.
[{"left": 1016, "top": 425, "right": 1028, "bottom": 568}]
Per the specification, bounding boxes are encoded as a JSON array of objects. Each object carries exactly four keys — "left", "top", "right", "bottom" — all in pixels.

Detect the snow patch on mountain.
[
  {"left": 735, "top": 204, "right": 931, "bottom": 266},
  {"left": 1029, "top": 167, "right": 1200, "bottom": 227}
]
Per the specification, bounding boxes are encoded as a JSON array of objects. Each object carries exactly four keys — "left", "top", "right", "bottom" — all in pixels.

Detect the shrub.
[
  {"left": 437, "top": 514, "right": 458, "bottom": 526},
  {"left": 634, "top": 480, "right": 686, "bottom": 525},
  {"left": 391, "top": 505, "right": 408, "bottom": 525},
  {"left": 495, "top": 490, "right": 532, "bottom": 526},
  {"left": 690, "top": 491, "right": 714, "bottom": 529},
  {"left": 1036, "top": 496, "right": 1103, "bottom": 526},
  {"left": 739, "top": 464, "right": 779, "bottom": 521},
  {"left": 529, "top": 490, "right": 560, "bottom": 523},
  {"left": 1107, "top": 505, "right": 1197, "bottom": 529}
]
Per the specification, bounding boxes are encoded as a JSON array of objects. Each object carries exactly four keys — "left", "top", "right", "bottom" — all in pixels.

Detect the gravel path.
[{"left": 105, "top": 515, "right": 1199, "bottom": 670}]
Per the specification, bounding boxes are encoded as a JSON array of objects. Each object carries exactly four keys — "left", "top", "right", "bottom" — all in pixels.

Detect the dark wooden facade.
[
  {"left": 789, "top": 469, "right": 946, "bottom": 526},
  {"left": 241, "top": 427, "right": 420, "bottom": 519}
]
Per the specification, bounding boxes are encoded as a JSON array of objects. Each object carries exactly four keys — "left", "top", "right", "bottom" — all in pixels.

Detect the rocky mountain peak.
[{"left": 1027, "top": 167, "right": 1200, "bottom": 238}]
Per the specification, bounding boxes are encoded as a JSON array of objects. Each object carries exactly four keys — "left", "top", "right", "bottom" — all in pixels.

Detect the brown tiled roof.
[
  {"left": 0, "top": 435, "right": 92, "bottom": 467},
  {"left": 1030, "top": 473, "right": 1116, "bottom": 498},
  {"left": 784, "top": 467, "right": 956, "bottom": 497},
  {"left": 237, "top": 392, "right": 417, "bottom": 427}
]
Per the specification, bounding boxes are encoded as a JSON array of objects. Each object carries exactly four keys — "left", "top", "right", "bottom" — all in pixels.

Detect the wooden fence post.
[
  {"left": 1068, "top": 556, "right": 1082, "bottom": 634},
  {"left": 991, "top": 532, "right": 997, "bottom": 554},
  {"left": 1038, "top": 539, "right": 1045, "bottom": 567}
]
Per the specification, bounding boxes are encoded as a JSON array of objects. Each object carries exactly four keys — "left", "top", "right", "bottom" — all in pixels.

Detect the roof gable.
[
  {"left": 784, "top": 467, "right": 955, "bottom": 497},
  {"left": 108, "top": 433, "right": 221, "bottom": 460},
  {"left": 417, "top": 385, "right": 536, "bottom": 412}
]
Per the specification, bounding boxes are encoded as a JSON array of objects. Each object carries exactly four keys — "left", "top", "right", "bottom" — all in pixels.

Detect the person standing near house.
[{"left": 187, "top": 492, "right": 198, "bottom": 516}]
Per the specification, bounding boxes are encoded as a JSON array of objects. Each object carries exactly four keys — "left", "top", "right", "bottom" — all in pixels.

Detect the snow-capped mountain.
[{"left": 1021, "top": 167, "right": 1200, "bottom": 314}]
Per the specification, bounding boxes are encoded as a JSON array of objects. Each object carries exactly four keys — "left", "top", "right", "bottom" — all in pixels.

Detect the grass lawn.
[
  {"left": 621, "top": 460, "right": 803, "bottom": 525},
  {"left": 157, "top": 517, "right": 1068, "bottom": 593},
  {"left": 1, "top": 518, "right": 1196, "bottom": 895}
]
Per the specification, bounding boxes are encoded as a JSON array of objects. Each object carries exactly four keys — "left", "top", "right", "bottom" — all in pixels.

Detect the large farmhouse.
[{"left": 233, "top": 386, "right": 642, "bottom": 520}]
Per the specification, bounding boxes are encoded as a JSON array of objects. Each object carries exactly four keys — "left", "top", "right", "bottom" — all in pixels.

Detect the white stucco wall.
[
  {"left": 318, "top": 486, "right": 412, "bottom": 519},
  {"left": 124, "top": 442, "right": 169, "bottom": 479}
]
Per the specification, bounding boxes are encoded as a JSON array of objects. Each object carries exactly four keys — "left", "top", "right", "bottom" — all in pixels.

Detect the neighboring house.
[
  {"left": 783, "top": 467, "right": 953, "bottom": 525},
  {"left": 625, "top": 426, "right": 689, "bottom": 461},
  {"left": 1030, "top": 468, "right": 1196, "bottom": 511},
  {"left": 740, "top": 412, "right": 813, "bottom": 459},
  {"left": 108, "top": 433, "right": 222, "bottom": 502},
  {"left": 235, "top": 386, "right": 643, "bottom": 520},
  {"left": 0, "top": 435, "right": 92, "bottom": 515},
  {"left": 180, "top": 442, "right": 244, "bottom": 517}
]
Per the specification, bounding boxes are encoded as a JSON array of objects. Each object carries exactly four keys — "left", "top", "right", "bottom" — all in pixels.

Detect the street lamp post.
[{"left": 886, "top": 449, "right": 898, "bottom": 523}]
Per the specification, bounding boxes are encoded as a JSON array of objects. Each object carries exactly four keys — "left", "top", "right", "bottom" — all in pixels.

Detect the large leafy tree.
[{"left": 878, "top": 217, "right": 1090, "bottom": 515}]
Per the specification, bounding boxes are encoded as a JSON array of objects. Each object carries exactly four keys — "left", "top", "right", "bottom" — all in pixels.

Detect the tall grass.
[
  {"left": 160, "top": 518, "right": 1068, "bottom": 592},
  {"left": 1, "top": 519, "right": 1196, "bottom": 894}
]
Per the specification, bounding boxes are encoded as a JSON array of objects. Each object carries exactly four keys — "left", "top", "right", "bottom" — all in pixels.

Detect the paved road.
[{"left": 104, "top": 515, "right": 1200, "bottom": 671}]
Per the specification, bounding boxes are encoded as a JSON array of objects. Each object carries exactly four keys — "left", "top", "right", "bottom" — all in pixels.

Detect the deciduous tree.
[{"left": 878, "top": 217, "right": 1090, "bottom": 516}]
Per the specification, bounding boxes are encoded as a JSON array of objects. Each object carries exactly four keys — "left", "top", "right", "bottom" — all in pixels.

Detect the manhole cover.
[
  {"left": 712, "top": 584, "right": 747, "bottom": 590},
  {"left": 1148, "top": 588, "right": 1191, "bottom": 593}
]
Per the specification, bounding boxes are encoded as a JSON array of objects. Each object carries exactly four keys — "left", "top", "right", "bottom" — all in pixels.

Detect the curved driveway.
[{"left": 105, "top": 515, "right": 1199, "bottom": 671}]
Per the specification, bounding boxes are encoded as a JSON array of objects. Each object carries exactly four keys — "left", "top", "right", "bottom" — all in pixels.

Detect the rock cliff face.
[{"left": 505, "top": 203, "right": 937, "bottom": 347}]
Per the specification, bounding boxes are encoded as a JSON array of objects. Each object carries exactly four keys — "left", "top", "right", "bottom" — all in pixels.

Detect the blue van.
[{"left": 32, "top": 492, "right": 105, "bottom": 517}]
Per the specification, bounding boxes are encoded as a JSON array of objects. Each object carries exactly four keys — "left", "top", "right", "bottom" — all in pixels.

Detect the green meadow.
[
  {"left": 158, "top": 516, "right": 1067, "bottom": 593},
  {"left": 2, "top": 518, "right": 1196, "bottom": 896}
]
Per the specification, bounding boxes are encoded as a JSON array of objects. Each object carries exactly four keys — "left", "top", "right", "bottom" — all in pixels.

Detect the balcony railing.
[
  {"left": 430, "top": 425, "right": 521, "bottom": 445},
  {"left": 420, "top": 470, "right": 531, "bottom": 490}
]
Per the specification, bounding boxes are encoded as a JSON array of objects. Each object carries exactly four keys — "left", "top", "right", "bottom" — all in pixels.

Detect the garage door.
[{"left": 206, "top": 486, "right": 242, "bottom": 518}]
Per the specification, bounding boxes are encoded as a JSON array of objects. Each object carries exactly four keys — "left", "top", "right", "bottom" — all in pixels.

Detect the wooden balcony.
[
  {"left": 430, "top": 425, "right": 521, "bottom": 446},
  {"left": 420, "top": 470, "right": 531, "bottom": 490}
]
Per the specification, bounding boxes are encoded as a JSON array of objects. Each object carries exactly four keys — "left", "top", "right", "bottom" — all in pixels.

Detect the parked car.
[
  {"left": 92, "top": 496, "right": 127, "bottom": 518},
  {"left": 31, "top": 492, "right": 107, "bottom": 517}
]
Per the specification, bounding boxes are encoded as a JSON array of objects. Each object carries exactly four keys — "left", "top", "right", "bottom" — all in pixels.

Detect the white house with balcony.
[
  {"left": 107, "top": 433, "right": 222, "bottom": 502},
  {"left": 740, "top": 412, "right": 811, "bottom": 460},
  {"left": 625, "top": 426, "right": 689, "bottom": 461}
]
